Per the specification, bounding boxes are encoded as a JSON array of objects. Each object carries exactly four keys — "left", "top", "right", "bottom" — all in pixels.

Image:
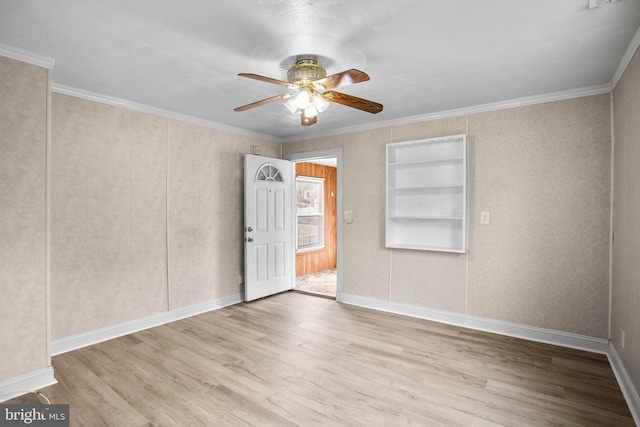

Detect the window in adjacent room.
[{"left": 296, "top": 176, "right": 324, "bottom": 251}]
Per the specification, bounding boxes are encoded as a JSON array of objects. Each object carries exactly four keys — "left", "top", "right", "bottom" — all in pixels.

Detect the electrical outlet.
[{"left": 621, "top": 329, "right": 625, "bottom": 349}]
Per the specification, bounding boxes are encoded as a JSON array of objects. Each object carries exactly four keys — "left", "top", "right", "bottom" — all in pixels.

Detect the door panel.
[
  {"left": 256, "top": 244, "right": 268, "bottom": 282},
  {"left": 274, "top": 242, "right": 285, "bottom": 278},
  {"left": 256, "top": 188, "right": 268, "bottom": 232},
  {"left": 275, "top": 189, "right": 285, "bottom": 230},
  {"left": 244, "top": 154, "right": 293, "bottom": 301}
]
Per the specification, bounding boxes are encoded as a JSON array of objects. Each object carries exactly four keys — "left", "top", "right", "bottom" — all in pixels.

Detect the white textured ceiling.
[{"left": 1, "top": 0, "right": 639, "bottom": 141}]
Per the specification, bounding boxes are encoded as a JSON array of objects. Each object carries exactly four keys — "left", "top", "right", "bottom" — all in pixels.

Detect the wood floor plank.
[{"left": 7, "top": 291, "right": 634, "bottom": 426}]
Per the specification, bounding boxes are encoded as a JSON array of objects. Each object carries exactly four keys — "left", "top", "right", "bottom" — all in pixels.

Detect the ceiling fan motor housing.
[{"left": 287, "top": 59, "right": 327, "bottom": 83}]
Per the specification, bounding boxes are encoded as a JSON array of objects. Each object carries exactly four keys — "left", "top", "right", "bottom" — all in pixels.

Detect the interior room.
[{"left": 1, "top": 1, "right": 640, "bottom": 425}]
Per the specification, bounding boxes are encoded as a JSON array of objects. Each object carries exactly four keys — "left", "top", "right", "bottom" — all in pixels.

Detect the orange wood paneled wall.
[{"left": 295, "top": 162, "right": 337, "bottom": 276}]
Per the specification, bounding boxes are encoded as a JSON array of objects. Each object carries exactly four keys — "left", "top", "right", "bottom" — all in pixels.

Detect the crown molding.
[
  {"left": 281, "top": 83, "right": 613, "bottom": 143},
  {"left": 51, "top": 80, "right": 612, "bottom": 145},
  {"left": 611, "top": 25, "right": 640, "bottom": 89},
  {"left": 51, "top": 83, "right": 281, "bottom": 142},
  {"left": 0, "top": 42, "right": 54, "bottom": 69}
]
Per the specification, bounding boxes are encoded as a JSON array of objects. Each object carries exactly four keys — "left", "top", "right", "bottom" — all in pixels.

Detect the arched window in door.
[{"left": 255, "top": 164, "right": 283, "bottom": 182}]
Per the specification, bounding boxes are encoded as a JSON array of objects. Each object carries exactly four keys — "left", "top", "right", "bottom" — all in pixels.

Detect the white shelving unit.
[{"left": 386, "top": 134, "right": 468, "bottom": 253}]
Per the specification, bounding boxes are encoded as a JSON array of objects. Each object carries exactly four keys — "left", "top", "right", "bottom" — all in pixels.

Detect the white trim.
[
  {"left": 51, "top": 293, "right": 242, "bottom": 356},
  {"left": 0, "top": 367, "right": 56, "bottom": 403},
  {"left": 608, "top": 343, "right": 640, "bottom": 425},
  {"left": 51, "top": 84, "right": 280, "bottom": 143},
  {"left": 611, "top": 25, "right": 640, "bottom": 89},
  {"left": 0, "top": 43, "right": 54, "bottom": 69},
  {"left": 341, "top": 294, "right": 610, "bottom": 354},
  {"left": 281, "top": 84, "right": 613, "bottom": 143}
]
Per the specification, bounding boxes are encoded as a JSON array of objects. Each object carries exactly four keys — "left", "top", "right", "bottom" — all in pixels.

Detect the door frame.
[{"left": 284, "top": 148, "right": 343, "bottom": 302}]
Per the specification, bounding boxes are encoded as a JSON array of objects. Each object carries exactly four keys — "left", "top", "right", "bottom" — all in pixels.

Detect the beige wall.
[
  {"left": 468, "top": 98, "right": 611, "bottom": 336},
  {"left": 0, "top": 56, "right": 49, "bottom": 381},
  {"left": 51, "top": 93, "right": 280, "bottom": 339},
  {"left": 2, "top": 49, "right": 631, "bottom": 396},
  {"left": 284, "top": 94, "right": 612, "bottom": 339},
  {"left": 612, "top": 46, "right": 640, "bottom": 395}
]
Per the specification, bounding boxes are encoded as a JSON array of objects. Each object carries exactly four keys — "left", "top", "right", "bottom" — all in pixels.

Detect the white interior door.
[{"left": 244, "top": 154, "right": 293, "bottom": 301}]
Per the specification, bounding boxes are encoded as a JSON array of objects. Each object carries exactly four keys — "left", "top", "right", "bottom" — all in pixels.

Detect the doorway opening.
[
  {"left": 293, "top": 158, "right": 337, "bottom": 298},
  {"left": 285, "top": 149, "right": 342, "bottom": 300}
]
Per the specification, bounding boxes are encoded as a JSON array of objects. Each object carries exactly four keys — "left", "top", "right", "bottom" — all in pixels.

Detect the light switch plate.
[
  {"left": 344, "top": 210, "right": 353, "bottom": 224},
  {"left": 480, "top": 212, "right": 490, "bottom": 225}
]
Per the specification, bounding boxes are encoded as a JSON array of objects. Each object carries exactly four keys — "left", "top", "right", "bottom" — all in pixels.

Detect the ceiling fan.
[{"left": 234, "top": 58, "right": 383, "bottom": 126}]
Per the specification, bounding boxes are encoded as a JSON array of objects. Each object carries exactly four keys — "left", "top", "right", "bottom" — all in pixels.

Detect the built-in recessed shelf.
[{"left": 386, "top": 135, "right": 468, "bottom": 253}]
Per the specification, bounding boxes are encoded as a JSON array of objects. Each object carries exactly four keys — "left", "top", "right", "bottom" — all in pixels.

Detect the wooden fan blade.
[
  {"left": 300, "top": 109, "right": 317, "bottom": 126},
  {"left": 315, "top": 69, "right": 369, "bottom": 90},
  {"left": 324, "top": 91, "right": 383, "bottom": 114},
  {"left": 238, "top": 73, "right": 292, "bottom": 88},
  {"left": 234, "top": 94, "right": 288, "bottom": 112}
]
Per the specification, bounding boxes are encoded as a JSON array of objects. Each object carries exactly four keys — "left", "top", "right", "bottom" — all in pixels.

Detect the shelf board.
[
  {"left": 388, "top": 157, "right": 464, "bottom": 168},
  {"left": 388, "top": 215, "right": 463, "bottom": 220},
  {"left": 386, "top": 243, "right": 467, "bottom": 253},
  {"left": 388, "top": 185, "right": 463, "bottom": 191}
]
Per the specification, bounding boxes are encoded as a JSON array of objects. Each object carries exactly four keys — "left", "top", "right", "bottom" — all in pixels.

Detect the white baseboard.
[
  {"left": 608, "top": 342, "right": 640, "bottom": 426},
  {"left": 341, "top": 294, "right": 610, "bottom": 354},
  {"left": 0, "top": 367, "right": 57, "bottom": 403},
  {"left": 51, "top": 293, "right": 243, "bottom": 356}
]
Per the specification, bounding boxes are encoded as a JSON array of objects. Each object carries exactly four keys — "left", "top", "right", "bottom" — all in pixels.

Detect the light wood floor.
[{"left": 10, "top": 292, "right": 634, "bottom": 426}]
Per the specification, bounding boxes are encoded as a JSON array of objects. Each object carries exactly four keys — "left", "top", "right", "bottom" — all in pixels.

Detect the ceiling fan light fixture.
[
  {"left": 284, "top": 98, "right": 298, "bottom": 114},
  {"left": 313, "top": 94, "right": 330, "bottom": 113},
  {"left": 295, "top": 89, "right": 310, "bottom": 109},
  {"left": 305, "top": 103, "right": 318, "bottom": 118},
  {"left": 235, "top": 57, "right": 382, "bottom": 127}
]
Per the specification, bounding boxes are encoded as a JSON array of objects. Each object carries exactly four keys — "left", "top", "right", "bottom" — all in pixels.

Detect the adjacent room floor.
[
  {"left": 294, "top": 268, "right": 337, "bottom": 298},
  {"left": 8, "top": 292, "right": 634, "bottom": 426}
]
